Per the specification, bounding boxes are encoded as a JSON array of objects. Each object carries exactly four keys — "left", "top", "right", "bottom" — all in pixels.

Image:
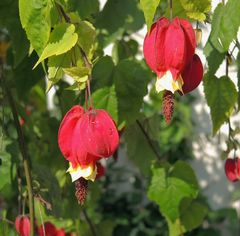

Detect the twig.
[
  {"left": 0, "top": 63, "right": 35, "bottom": 236},
  {"left": 136, "top": 120, "right": 161, "bottom": 161},
  {"left": 0, "top": 218, "right": 14, "bottom": 225},
  {"left": 82, "top": 209, "right": 97, "bottom": 236},
  {"left": 56, "top": 3, "right": 71, "bottom": 23}
]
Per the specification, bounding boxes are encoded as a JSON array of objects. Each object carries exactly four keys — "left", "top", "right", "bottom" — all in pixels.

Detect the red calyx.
[
  {"left": 181, "top": 54, "right": 203, "bottom": 94},
  {"left": 224, "top": 158, "right": 240, "bottom": 182},
  {"left": 58, "top": 105, "right": 119, "bottom": 169},
  {"left": 15, "top": 215, "right": 30, "bottom": 236}
]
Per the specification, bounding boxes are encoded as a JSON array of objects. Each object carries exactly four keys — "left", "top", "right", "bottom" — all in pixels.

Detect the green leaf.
[
  {"left": 76, "top": 21, "right": 96, "bottom": 60},
  {"left": 208, "top": 0, "right": 240, "bottom": 52},
  {"left": 47, "top": 53, "right": 72, "bottom": 87},
  {"left": 180, "top": 199, "right": 208, "bottom": 232},
  {"left": 204, "top": 40, "right": 225, "bottom": 75},
  {"left": 96, "top": 0, "right": 144, "bottom": 47},
  {"left": 92, "top": 86, "right": 118, "bottom": 123},
  {"left": 63, "top": 67, "right": 90, "bottom": 82},
  {"left": 32, "top": 164, "right": 62, "bottom": 216},
  {"left": 11, "top": 53, "right": 44, "bottom": 98},
  {"left": 19, "top": 0, "right": 52, "bottom": 54},
  {"left": 124, "top": 122, "right": 157, "bottom": 176},
  {"left": 0, "top": 151, "right": 14, "bottom": 190},
  {"left": 148, "top": 161, "right": 199, "bottom": 221},
  {"left": 204, "top": 75, "right": 238, "bottom": 135},
  {"left": 114, "top": 59, "right": 149, "bottom": 124},
  {"left": 179, "top": 0, "right": 211, "bottom": 21},
  {"left": 140, "top": 0, "right": 161, "bottom": 31},
  {"left": 112, "top": 39, "right": 138, "bottom": 63},
  {"left": 34, "top": 23, "right": 78, "bottom": 68},
  {"left": 70, "top": 0, "right": 99, "bottom": 20},
  {"left": 0, "top": 0, "right": 29, "bottom": 66},
  {"left": 92, "top": 56, "right": 115, "bottom": 89}
]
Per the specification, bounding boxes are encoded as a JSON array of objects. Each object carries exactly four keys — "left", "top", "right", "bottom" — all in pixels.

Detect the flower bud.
[{"left": 15, "top": 215, "right": 30, "bottom": 236}]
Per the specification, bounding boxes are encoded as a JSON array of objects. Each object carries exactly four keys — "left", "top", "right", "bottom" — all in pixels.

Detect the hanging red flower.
[
  {"left": 225, "top": 158, "right": 240, "bottom": 182},
  {"left": 15, "top": 215, "right": 30, "bottom": 236},
  {"left": 58, "top": 105, "right": 119, "bottom": 183},
  {"left": 143, "top": 17, "right": 202, "bottom": 94}
]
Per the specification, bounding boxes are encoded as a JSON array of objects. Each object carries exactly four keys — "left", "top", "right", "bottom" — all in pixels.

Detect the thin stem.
[
  {"left": 0, "top": 63, "right": 35, "bottom": 236},
  {"left": 86, "top": 80, "right": 93, "bottom": 108},
  {"left": 136, "top": 120, "right": 161, "bottom": 161},
  {"left": 82, "top": 209, "right": 97, "bottom": 236},
  {"left": 0, "top": 218, "right": 14, "bottom": 225},
  {"left": 225, "top": 55, "right": 229, "bottom": 77},
  {"left": 55, "top": 3, "right": 94, "bottom": 109},
  {"left": 17, "top": 168, "right": 22, "bottom": 215},
  {"left": 56, "top": 2, "right": 71, "bottom": 22},
  {"left": 169, "top": 0, "right": 173, "bottom": 20}
]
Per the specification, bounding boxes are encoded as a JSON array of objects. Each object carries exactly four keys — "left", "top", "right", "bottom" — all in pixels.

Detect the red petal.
[
  {"left": 58, "top": 105, "right": 85, "bottom": 165},
  {"left": 179, "top": 18, "right": 196, "bottom": 66},
  {"left": 182, "top": 54, "right": 203, "bottom": 94},
  {"left": 164, "top": 18, "right": 186, "bottom": 79},
  {"left": 37, "top": 222, "right": 57, "bottom": 236},
  {"left": 143, "top": 17, "right": 169, "bottom": 74},
  {"left": 15, "top": 216, "right": 30, "bottom": 236},
  {"left": 56, "top": 228, "right": 66, "bottom": 236},
  {"left": 225, "top": 159, "right": 239, "bottom": 182},
  {"left": 81, "top": 109, "right": 119, "bottom": 158}
]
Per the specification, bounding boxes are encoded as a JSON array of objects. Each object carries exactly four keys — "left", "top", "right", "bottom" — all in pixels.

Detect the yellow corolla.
[{"left": 67, "top": 162, "right": 97, "bottom": 182}]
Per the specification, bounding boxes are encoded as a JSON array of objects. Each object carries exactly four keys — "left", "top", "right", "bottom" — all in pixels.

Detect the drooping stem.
[
  {"left": 169, "top": 0, "right": 173, "bottom": 20},
  {"left": 55, "top": 3, "right": 94, "bottom": 109},
  {"left": 0, "top": 63, "right": 35, "bottom": 236},
  {"left": 136, "top": 120, "right": 162, "bottom": 161}
]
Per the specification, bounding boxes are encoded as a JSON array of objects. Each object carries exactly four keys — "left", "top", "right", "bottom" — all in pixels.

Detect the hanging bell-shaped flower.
[
  {"left": 144, "top": 17, "right": 197, "bottom": 93},
  {"left": 58, "top": 106, "right": 119, "bottom": 182},
  {"left": 58, "top": 105, "right": 98, "bottom": 182},
  {"left": 15, "top": 215, "right": 30, "bottom": 236}
]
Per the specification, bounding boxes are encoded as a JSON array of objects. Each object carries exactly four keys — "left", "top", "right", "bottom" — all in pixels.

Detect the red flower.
[
  {"left": 37, "top": 222, "right": 73, "bottom": 236},
  {"left": 37, "top": 222, "right": 57, "bottom": 236},
  {"left": 225, "top": 158, "right": 240, "bottom": 182},
  {"left": 58, "top": 105, "right": 119, "bottom": 182},
  {"left": 143, "top": 17, "right": 202, "bottom": 94},
  {"left": 15, "top": 215, "right": 30, "bottom": 236}
]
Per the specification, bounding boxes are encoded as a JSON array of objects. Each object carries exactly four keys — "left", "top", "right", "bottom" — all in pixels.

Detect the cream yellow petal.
[
  {"left": 67, "top": 163, "right": 97, "bottom": 182},
  {"left": 155, "top": 71, "right": 184, "bottom": 93}
]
